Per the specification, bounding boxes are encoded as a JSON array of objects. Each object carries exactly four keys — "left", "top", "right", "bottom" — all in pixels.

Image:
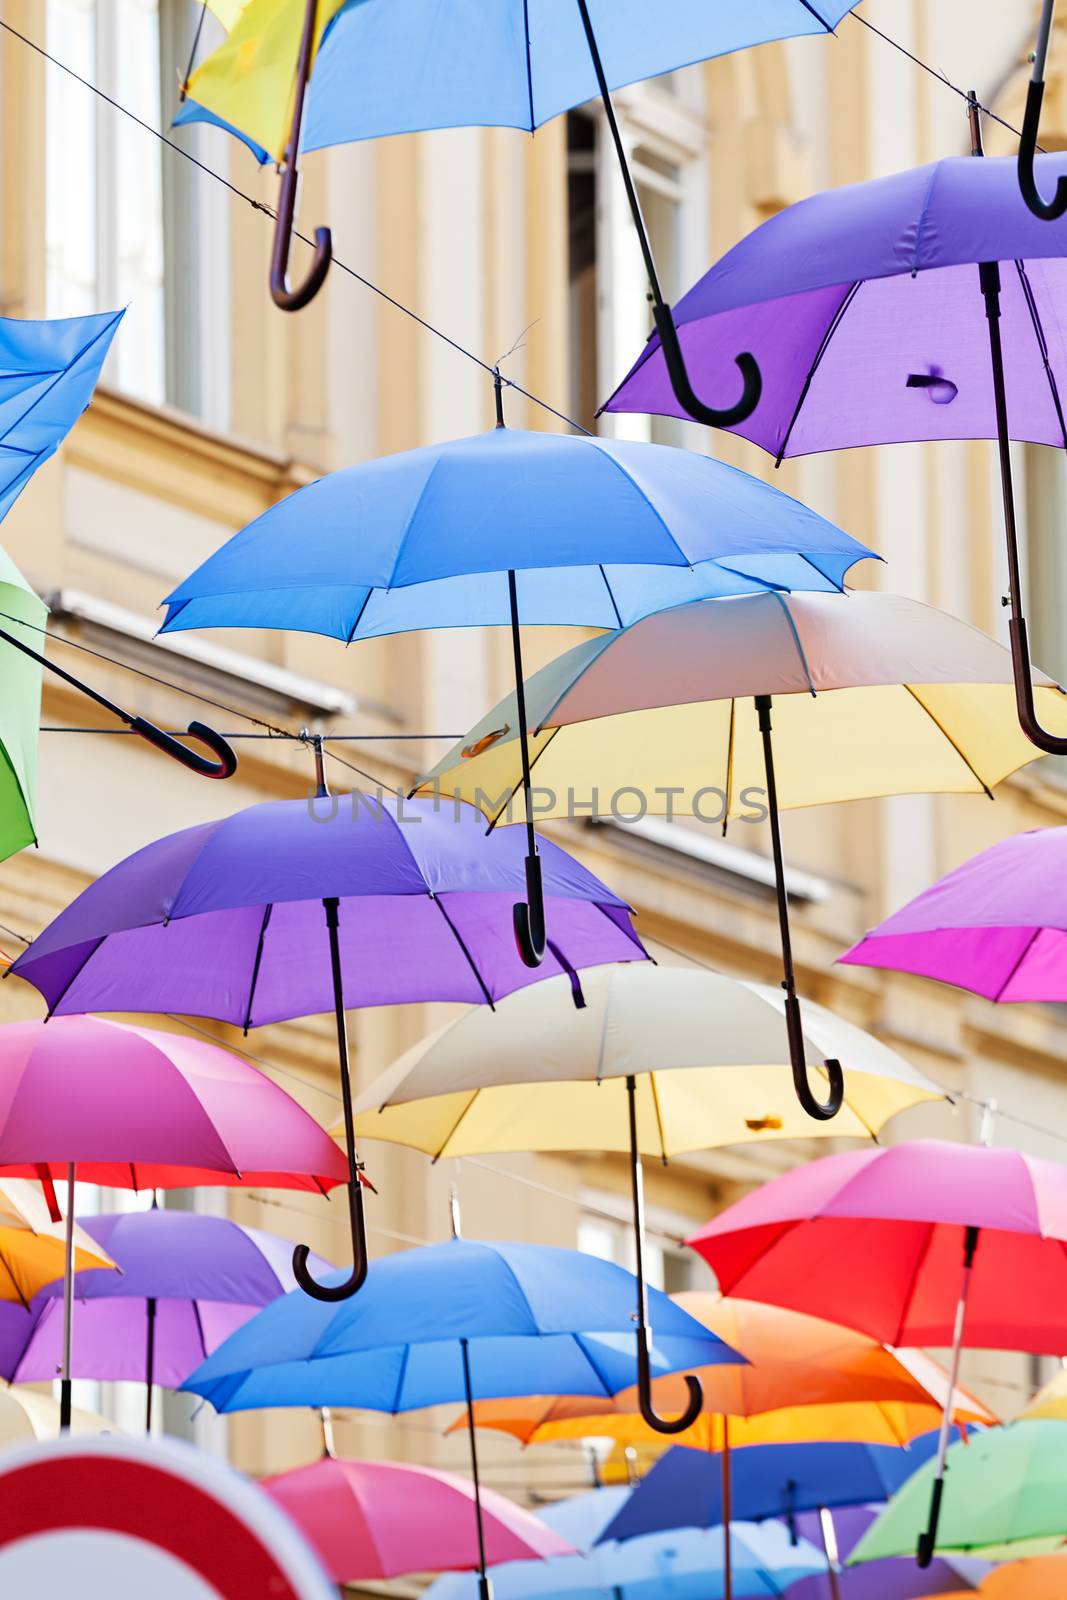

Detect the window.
[
  {"left": 45, "top": 0, "right": 230, "bottom": 424},
  {"left": 578, "top": 1189, "right": 700, "bottom": 1296}
]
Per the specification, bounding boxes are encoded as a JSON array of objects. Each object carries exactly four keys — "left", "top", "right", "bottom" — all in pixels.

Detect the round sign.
[{"left": 0, "top": 1434, "right": 335, "bottom": 1599}]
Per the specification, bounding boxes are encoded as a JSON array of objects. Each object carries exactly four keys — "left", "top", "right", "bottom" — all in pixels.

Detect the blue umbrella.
[
  {"left": 177, "top": 0, "right": 858, "bottom": 431},
  {"left": 598, "top": 1436, "right": 950, "bottom": 1545},
  {"left": 0, "top": 308, "right": 235, "bottom": 782}
]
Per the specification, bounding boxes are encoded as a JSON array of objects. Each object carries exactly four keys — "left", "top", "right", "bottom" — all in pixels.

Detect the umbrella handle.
[
  {"left": 916, "top": 1475, "right": 945, "bottom": 1569},
  {"left": 292, "top": 1176, "right": 369, "bottom": 1302},
  {"left": 513, "top": 854, "right": 547, "bottom": 968},
  {"left": 651, "top": 303, "right": 763, "bottom": 429},
  {"left": 786, "top": 993, "right": 845, "bottom": 1121},
  {"left": 1008, "top": 615, "right": 1067, "bottom": 755},
  {"left": 270, "top": 0, "right": 333, "bottom": 311},
  {"left": 636, "top": 1332, "right": 704, "bottom": 1435},
  {"left": 1018, "top": 2, "right": 1067, "bottom": 221},
  {"left": 127, "top": 717, "right": 238, "bottom": 780}
]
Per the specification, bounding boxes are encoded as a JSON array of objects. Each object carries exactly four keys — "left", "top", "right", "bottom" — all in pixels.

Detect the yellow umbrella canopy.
[
  {"left": 0, "top": 1180, "right": 115, "bottom": 1305},
  {"left": 0, "top": 1386, "right": 116, "bottom": 1445},
  {"left": 451, "top": 1293, "right": 997, "bottom": 1452},
  {"left": 1018, "top": 1367, "right": 1067, "bottom": 1423},
  {"left": 418, "top": 590, "right": 1067, "bottom": 822},
  {"left": 349, "top": 964, "right": 941, "bottom": 1157}
]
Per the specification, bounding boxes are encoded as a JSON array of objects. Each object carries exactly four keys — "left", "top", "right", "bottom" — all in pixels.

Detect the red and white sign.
[{"left": 0, "top": 1434, "right": 335, "bottom": 1599}]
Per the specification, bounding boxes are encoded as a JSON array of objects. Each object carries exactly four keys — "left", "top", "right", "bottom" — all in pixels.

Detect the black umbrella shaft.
[
  {"left": 145, "top": 1296, "right": 158, "bottom": 1432},
  {"left": 0, "top": 623, "right": 128, "bottom": 724},
  {"left": 460, "top": 1338, "right": 493, "bottom": 1600},
  {"left": 722, "top": 1416, "right": 733, "bottom": 1600},
  {"left": 326, "top": 897, "right": 362, "bottom": 1197},
  {"left": 507, "top": 571, "right": 538, "bottom": 861},
  {"left": 754, "top": 698, "right": 798, "bottom": 993},
  {"left": 626, "top": 1075, "right": 650, "bottom": 1334}
]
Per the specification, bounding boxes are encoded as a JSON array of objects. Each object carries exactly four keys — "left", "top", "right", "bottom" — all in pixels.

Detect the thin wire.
[
  {"left": 39, "top": 728, "right": 463, "bottom": 740},
  {"left": 0, "top": 15, "right": 589, "bottom": 437}
]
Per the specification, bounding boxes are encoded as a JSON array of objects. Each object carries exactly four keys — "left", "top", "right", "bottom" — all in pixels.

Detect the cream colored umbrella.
[
  {"left": 0, "top": 1385, "right": 115, "bottom": 1446},
  {"left": 416, "top": 590, "right": 1067, "bottom": 1125}
]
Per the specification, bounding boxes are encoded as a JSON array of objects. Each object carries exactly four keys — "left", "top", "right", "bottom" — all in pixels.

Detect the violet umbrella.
[
  {"left": 786, "top": 1505, "right": 988, "bottom": 1600},
  {"left": 7, "top": 789, "right": 646, "bottom": 1312},
  {"left": 688, "top": 1140, "right": 1067, "bottom": 1568},
  {"left": 0, "top": 1013, "right": 347, "bottom": 1429},
  {"left": 604, "top": 102, "right": 1067, "bottom": 757},
  {"left": 1, "top": 1209, "right": 334, "bottom": 1432}
]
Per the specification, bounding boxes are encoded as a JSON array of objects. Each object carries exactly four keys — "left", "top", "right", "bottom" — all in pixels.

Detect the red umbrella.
[{"left": 687, "top": 1140, "right": 1067, "bottom": 1566}]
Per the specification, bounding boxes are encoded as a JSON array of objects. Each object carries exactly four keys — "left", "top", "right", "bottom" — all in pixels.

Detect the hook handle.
[
  {"left": 651, "top": 303, "right": 762, "bottom": 429},
  {"left": 636, "top": 1331, "right": 704, "bottom": 1434},
  {"left": 1009, "top": 615, "right": 1067, "bottom": 754},
  {"left": 269, "top": 0, "right": 333, "bottom": 311},
  {"left": 916, "top": 1475, "right": 945, "bottom": 1568},
  {"left": 127, "top": 717, "right": 238, "bottom": 780},
  {"left": 784, "top": 991, "right": 845, "bottom": 1121},
  {"left": 513, "top": 852, "right": 547, "bottom": 968},
  {"left": 292, "top": 1175, "right": 369, "bottom": 1302},
  {"left": 1019, "top": 79, "right": 1067, "bottom": 221}
]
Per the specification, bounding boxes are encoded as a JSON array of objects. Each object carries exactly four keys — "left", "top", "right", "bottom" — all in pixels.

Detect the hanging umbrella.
[
  {"left": 0, "top": 1013, "right": 347, "bottom": 1429},
  {"left": 937, "top": 1557, "right": 1067, "bottom": 1600},
  {"left": 176, "top": 0, "right": 857, "bottom": 432},
  {"left": 849, "top": 1422, "right": 1067, "bottom": 1566},
  {"left": 350, "top": 970, "right": 939, "bottom": 1435},
  {"left": 0, "top": 1386, "right": 117, "bottom": 1444},
  {"left": 181, "top": 1235, "right": 740, "bottom": 1600},
  {"left": 785, "top": 1505, "right": 989, "bottom": 1600},
  {"left": 688, "top": 1140, "right": 1067, "bottom": 1565},
  {"left": 261, "top": 1455, "right": 574, "bottom": 1584},
  {"left": 0, "top": 308, "right": 234, "bottom": 781},
  {"left": 3, "top": 1210, "right": 334, "bottom": 1432},
  {"left": 840, "top": 826, "right": 1067, "bottom": 1003},
  {"left": 604, "top": 113, "right": 1067, "bottom": 758},
  {"left": 417, "top": 589, "right": 1067, "bottom": 1122},
  {"left": 0, "top": 1179, "right": 113, "bottom": 1304},
  {"left": 8, "top": 792, "right": 646, "bottom": 1309},
  {"left": 160, "top": 420, "right": 874, "bottom": 992}
]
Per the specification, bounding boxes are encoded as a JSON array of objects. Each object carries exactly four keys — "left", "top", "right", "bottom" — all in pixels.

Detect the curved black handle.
[
  {"left": 269, "top": 0, "right": 332, "bottom": 311},
  {"left": 636, "top": 1334, "right": 704, "bottom": 1435},
  {"left": 513, "top": 853, "right": 547, "bottom": 968},
  {"left": 784, "top": 992, "right": 845, "bottom": 1121},
  {"left": 292, "top": 1176, "right": 368, "bottom": 1302},
  {"left": 1019, "top": 79, "right": 1067, "bottom": 221},
  {"left": 651, "top": 302, "right": 762, "bottom": 429},
  {"left": 128, "top": 717, "right": 238, "bottom": 780},
  {"left": 916, "top": 1475, "right": 945, "bottom": 1568},
  {"left": 1009, "top": 615, "right": 1067, "bottom": 754}
]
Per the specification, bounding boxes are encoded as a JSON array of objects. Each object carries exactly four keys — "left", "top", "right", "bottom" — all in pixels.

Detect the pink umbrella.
[
  {"left": 687, "top": 1140, "right": 1067, "bottom": 1566},
  {"left": 0, "top": 1014, "right": 348, "bottom": 1428},
  {"left": 261, "top": 1455, "right": 574, "bottom": 1585}
]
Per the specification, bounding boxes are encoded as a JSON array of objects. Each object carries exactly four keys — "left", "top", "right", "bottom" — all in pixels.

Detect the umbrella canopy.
[
  {"left": 261, "top": 1455, "right": 574, "bottom": 1582},
  {"left": 181, "top": 1237, "right": 739, "bottom": 1413},
  {"left": 840, "top": 827, "right": 1067, "bottom": 1003},
  {"left": 160, "top": 428, "right": 874, "bottom": 641},
  {"left": 351, "top": 965, "right": 940, "bottom": 1156},
  {"left": 599, "top": 1436, "right": 944, "bottom": 1543},
  {"left": 456, "top": 1293, "right": 995, "bottom": 1451},
  {"left": 0, "top": 1385, "right": 116, "bottom": 1444},
  {"left": 1019, "top": 1366, "right": 1067, "bottom": 1423},
  {"left": 849, "top": 1422, "right": 1067, "bottom": 1564},
  {"left": 785, "top": 1505, "right": 989, "bottom": 1600},
  {"left": 940, "top": 1557, "right": 1067, "bottom": 1600},
  {"left": 687, "top": 1140, "right": 1067, "bottom": 1353},
  {"left": 419, "top": 590, "right": 1067, "bottom": 821},
  {"left": 0, "top": 1015, "right": 348, "bottom": 1192},
  {"left": 0, "top": 1179, "right": 113, "bottom": 1304},
  {"left": 0, "top": 547, "right": 45, "bottom": 865},
  {"left": 2, "top": 1210, "right": 334, "bottom": 1391}
]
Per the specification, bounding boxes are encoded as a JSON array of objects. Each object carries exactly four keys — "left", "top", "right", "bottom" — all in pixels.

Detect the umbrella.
[
  {"left": 0, "top": 1386, "right": 116, "bottom": 1444},
  {"left": 785, "top": 1505, "right": 989, "bottom": 1600},
  {"left": 0, "top": 307, "right": 234, "bottom": 781},
  {"left": 1019, "top": 1365, "right": 1067, "bottom": 1424},
  {"left": 849, "top": 1422, "right": 1067, "bottom": 1566},
  {"left": 417, "top": 588, "right": 1067, "bottom": 1122},
  {"left": 940, "top": 1557, "right": 1067, "bottom": 1600},
  {"left": 182, "top": 1235, "right": 739, "bottom": 1600},
  {"left": 350, "top": 962, "right": 939, "bottom": 1434},
  {"left": 0, "top": 1177, "right": 114, "bottom": 1308},
  {"left": 840, "top": 827, "right": 1067, "bottom": 1003},
  {"left": 176, "top": 0, "right": 856, "bottom": 434},
  {"left": 261, "top": 1455, "right": 574, "bottom": 1583},
  {"left": 688, "top": 1140, "right": 1067, "bottom": 1564},
  {"left": 0, "top": 547, "right": 45, "bottom": 865},
  {"left": 8, "top": 792, "right": 645, "bottom": 1308},
  {"left": 160, "top": 423, "right": 874, "bottom": 988},
  {"left": 604, "top": 112, "right": 1067, "bottom": 759},
  {"left": 0, "top": 1013, "right": 347, "bottom": 1428},
  {"left": 2, "top": 1210, "right": 334, "bottom": 1431}
]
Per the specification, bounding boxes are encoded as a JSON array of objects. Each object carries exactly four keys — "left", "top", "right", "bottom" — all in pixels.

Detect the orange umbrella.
[{"left": 927, "top": 1556, "right": 1067, "bottom": 1600}]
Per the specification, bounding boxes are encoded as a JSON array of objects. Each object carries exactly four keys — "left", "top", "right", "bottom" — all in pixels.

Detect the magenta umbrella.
[
  {"left": 0, "top": 1014, "right": 347, "bottom": 1428},
  {"left": 687, "top": 1140, "right": 1067, "bottom": 1566},
  {"left": 839, "top": 826, "right": 1067, "bottom": 1003},
  {"left": 262, "top": 1455, "right": 573, "bottom": 1585}
]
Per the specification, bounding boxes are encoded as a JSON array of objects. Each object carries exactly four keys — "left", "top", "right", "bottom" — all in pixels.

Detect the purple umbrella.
[
  {"left": 839, "top": 826, "right": 1067, "bottom": 1002},
  {"left": 787, "top": 1505, "right": 988, "bottom": 1600},
  {"left": 604, "top": 111, "right": 1067, "bottom": 756},
  {"left": 8, "top": 787, "right": 645, "bottom": 1303},
  {"left": 0, "top": 1209, "right": 334, "bottom": 1431}
]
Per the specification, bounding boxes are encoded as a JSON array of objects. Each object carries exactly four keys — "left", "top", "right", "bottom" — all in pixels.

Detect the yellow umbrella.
[
  {"left": 418, "top": 589, "right": 1067, "bottom": 1123},
  {"left": 0, "top": 1386, "right": 116, "bottom": 1445},
  {"left": 0, "top": 1180, "right": 114, "bottom": 1305},
  {"left": 1018, "top": 1366, "right": 1067, "bottom": 1423}
]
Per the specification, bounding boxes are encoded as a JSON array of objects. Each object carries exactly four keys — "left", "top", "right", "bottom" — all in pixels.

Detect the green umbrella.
[
  {"left": 850, "top": 1421, "right": 1067, "bottom": 1564},
  {"left": 0, "top": 547, "right": 45, "bottom": 863}
]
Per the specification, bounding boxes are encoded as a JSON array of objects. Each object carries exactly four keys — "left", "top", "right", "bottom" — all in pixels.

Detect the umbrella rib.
[
  {"left": 41, "top": 936, "right": 106, "bottom": 1019},
  {"left": 795, "top": 0, "right": 840, "bottom": 31},
  {"left": 768, "top": 592, "right": 816, "bottom": 693},
  {"left": 429, "top": 1091, "right": 485, "bottom": 1162},
  {"left": 648, "top": 1074, "right": 669, "bottom": 1164},
  {"left": 892, "top": 1223, "right": 938, "bottom": 1348},
  {"left": 1014, "top": 259, "right": 1067, "bottom": 451},
  {"left": 242, "top": 903, "right": 273, "bottom": 1032},
  {"left": 900, "top": 686, "right": 993, "bottom": 798},
  {"left": 0, "top": 313, "right": 123, "bottom": 446},
  {"left": 429, "top": 896, "right": 496, "bottom": 1009},
  {"left": 774, "top": 282, "right": 861, "bottom": 465},
  {"left": 723, "top": 698, "right": 736, "bottom": 829},
  {"left": 992, "top": 927, "right": 1042, "bottom": 1003},
  {"left": 484, "top": 727, "right": 561, "bottom": 832},
  {"left": 344, "top": 589, "right": 374, "bottom": 645},
  {"left": 521, "top": 0, "right": 535, "bottom": 130},
  {"left": 598, "top": 565, "right": 625, "bottom": 630},
  {"left": 390, "top": 1340, "right": 411, "bottom": 1413}
]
